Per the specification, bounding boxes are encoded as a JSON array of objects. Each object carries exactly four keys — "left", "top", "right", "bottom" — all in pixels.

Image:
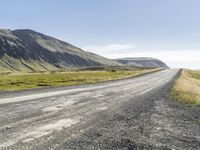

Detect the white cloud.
[
  {"left": 179, "top": 33, "right": 200, "bottom": 40},
  {"left": 129, "top": 50, "right": 200, "bottom": 69},
  {"left": 83, "top": 43, "right": 200, "bottom": 69}
]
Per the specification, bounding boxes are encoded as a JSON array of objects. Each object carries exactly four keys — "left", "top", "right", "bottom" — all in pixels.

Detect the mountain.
[
  {"left": 0, "top": 29, "right": 168, "bottom": 72},
  {"left": 0, "top": 29, "right": 120, "bottom": 72},
  {"left": 115, "top": 57, "right": 168, "bottom": 68}
]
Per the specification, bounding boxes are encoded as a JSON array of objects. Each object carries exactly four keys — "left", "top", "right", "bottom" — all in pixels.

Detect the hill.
[
  {"left": 0, "top": 29, "right": 119, "bottom": 72},
  {"left": 115, "top": 57, "right": 168, "bottom": 68},
  {"left": 0, "top": 29, "right": 168, "bottom": 72}
]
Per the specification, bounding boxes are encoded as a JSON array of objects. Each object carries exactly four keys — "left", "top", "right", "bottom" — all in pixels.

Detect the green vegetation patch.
[{"left": 0, "top": 69, "right": 156, "bottom": 91}]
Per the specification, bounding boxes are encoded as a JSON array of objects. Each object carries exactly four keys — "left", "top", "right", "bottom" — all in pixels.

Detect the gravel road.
[{"left": 0, "top": 69, "right": 200, "bottom": 150}]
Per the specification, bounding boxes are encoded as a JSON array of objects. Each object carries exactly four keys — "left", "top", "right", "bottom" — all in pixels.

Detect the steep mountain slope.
[
  {"left": 0, "top": 29, "right": 168, "bottom": 72},
  {"left": 0, "top": 29, "right": 119, "bottom": 72},
  {"left": 115, "top": 57, "right": 168, "bottom": 68}
]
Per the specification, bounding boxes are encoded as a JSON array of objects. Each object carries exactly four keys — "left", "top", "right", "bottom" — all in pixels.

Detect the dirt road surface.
[{"left": 0, "top": 69, "right": 200, "bottom": 150}]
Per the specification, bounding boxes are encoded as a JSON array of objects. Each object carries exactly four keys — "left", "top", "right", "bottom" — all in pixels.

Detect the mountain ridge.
[
  {"left": 0, "top": 29, "right": 119, "bottom": 72},
  {"left": 0, "top": 29, "right": 168, "bottom": 72},
  {"left": 115, "top": 57, "right": 168, "bottom": 68}
]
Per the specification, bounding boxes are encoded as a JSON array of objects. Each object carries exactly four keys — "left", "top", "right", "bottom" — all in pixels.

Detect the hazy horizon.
[{"left": 1, "top": 0, "right": 200, "bottom": 69}]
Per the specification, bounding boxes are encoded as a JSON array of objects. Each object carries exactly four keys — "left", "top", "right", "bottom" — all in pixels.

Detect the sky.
[{"left": 0, "top": 0, "right": 200, "bottom": 69}]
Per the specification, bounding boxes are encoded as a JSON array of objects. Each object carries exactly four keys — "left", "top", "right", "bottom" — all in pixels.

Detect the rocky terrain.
[{"left": 0, "top": 29, "right": 119, "bottom": 72}]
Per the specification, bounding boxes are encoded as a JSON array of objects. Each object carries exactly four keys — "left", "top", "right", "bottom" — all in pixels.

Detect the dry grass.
[{"left": 172, "top": 69, "right": 200, "bottom": 105}]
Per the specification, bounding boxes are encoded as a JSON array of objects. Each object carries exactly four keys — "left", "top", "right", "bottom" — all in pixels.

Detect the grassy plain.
[{"left": 0, "top": 68, "right": 157, "bottom": 91}]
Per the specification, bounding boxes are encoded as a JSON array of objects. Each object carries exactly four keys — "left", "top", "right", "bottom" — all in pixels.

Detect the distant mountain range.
[
  {"left": 0, "top": 29, "right": 168, "bottom": 72},
  {"left": 115, "top": 57, "right": 168, "bottom": 68}
]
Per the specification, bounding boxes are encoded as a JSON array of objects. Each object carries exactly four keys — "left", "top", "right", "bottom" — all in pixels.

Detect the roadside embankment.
[{"left": 172, "top": 69, "right": 200, "bottom": 105}]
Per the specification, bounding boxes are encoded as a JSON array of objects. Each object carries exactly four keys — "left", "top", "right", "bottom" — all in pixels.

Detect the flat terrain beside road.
[
  {"left": 0, "top": 69, "right": 200, "bottom": 150},
  {"left": 0, "top": 68, "right": 155, "bottom": 91}
]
